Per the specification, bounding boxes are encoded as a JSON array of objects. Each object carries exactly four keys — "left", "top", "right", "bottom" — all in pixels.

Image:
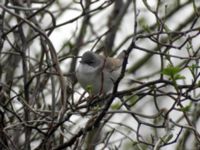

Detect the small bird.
[{"left": 76, "top": 51, "right": 125, "bottom": 95}]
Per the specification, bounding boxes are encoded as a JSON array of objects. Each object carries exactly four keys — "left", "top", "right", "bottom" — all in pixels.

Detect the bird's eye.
[{"left": 86, "top": 61, "right": 94, "bottom": 65}]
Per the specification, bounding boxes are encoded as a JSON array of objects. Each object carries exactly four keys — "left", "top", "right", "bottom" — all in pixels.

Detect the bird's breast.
[
  {"left": 76, "top": 64, "right": 121, "bottom": 94},
  {"left": 76, "top": 64, "right": 97, "bottom": 85},
  {"left": 77, "top": 64, "right": 97, "bottom": 74}
]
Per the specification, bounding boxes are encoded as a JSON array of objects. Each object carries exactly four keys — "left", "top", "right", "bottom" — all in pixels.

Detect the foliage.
[{"left": 0, "top": 0, "right": 200, "bottom": 150}]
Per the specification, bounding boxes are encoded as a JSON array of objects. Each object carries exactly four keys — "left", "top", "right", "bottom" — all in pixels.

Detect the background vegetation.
[{"left": 0, "top": 0, "right": 200, "bottom": 149}]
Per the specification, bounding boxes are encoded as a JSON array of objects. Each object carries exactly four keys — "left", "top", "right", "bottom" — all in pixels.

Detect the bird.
[{"left": 76, "top": 51, "right": 125, "bottom": 95}]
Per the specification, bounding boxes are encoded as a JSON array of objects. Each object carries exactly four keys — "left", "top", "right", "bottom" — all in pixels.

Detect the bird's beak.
[
  {"left": 76, "top": 56, "right": 82, "bottom": 63},
  {"left": 78, "top": 56, "right": 84, "bottom": 63}
]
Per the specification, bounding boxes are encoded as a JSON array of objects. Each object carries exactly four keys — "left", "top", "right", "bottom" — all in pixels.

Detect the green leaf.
[
  {"left": 128, "top": 95, "right": 139, "bottom": 105},
  {"left": 162, "top": 65, "right": 181, "bottom": 77},
  {"left": 138, "top": 17, "right": 151, "bottom": 33},
  {"left": 180, "top": 103, "right": 192, "bottom": 112},
  {"left": 188, "top": 64, "right": 198, "bottom": 73},
  {"left": 111, "top": 102, "right": 121, "bottom": 110},
  {"left": 86, "top": 84, "right": 93, "bottom": 94},
  {"left": 174, "top": 74, "right": 185, "bottom": 80}
]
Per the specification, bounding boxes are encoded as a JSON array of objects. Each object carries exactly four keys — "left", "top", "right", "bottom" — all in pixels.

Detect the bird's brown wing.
[
  {"left": 97, "top": 52, "right": 125, "bottom": 72},
  {"left": 104, "top": 57, "right": 122, "bottom": 72}
]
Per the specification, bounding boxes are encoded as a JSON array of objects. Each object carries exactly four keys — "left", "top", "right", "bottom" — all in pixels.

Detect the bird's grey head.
[{"left": 80, "top": 51, "right": 102, "bottom": 67}]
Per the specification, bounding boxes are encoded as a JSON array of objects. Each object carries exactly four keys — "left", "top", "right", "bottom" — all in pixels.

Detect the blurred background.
[{"left": 0, "top": 0, "right": 200, "bottom": 149}]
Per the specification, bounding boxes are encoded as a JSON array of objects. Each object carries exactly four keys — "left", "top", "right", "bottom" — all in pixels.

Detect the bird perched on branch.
[{"left": 76, "top": 51, "right": 125, "bottom": 95}]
